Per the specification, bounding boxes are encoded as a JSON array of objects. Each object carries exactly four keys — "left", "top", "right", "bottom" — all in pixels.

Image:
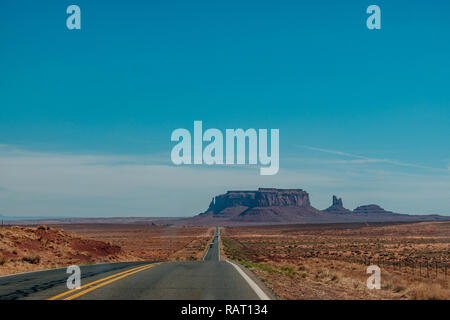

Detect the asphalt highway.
[
  {"left": 0, "top": 261, "right": 150, "bottom": 300},
  {"left": 0, "top": 228, "right": 270, "bottom": 300}
]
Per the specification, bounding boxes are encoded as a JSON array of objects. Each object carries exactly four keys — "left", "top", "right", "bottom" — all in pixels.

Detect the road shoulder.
[{"left": 226, "top": 260, "right": 279, "bottom": 300}]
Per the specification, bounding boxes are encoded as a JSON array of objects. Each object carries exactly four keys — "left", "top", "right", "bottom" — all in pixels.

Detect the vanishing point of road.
[{"left": 0, "top": 227, "right": 272, "bottom": 300}]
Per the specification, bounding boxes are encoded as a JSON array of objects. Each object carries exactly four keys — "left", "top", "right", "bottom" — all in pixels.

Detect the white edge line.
[
  {"left": 226, "top": 260, "right": 271, "bottom": 300},
  {"left": 217, "top": 228, "right": 220, "bottom": 261},
  {"left": 202, "top": 247, "right": 209, "bottom": 261}
]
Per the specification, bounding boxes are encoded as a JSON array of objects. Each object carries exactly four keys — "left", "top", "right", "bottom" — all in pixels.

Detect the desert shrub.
[
  {"left": 301, "top": 272, "right": 307, "bottom": 278},
  {"left": 393, "top": 285, "right": 406, "bottom": 293},
  {"left": 315, "top": 268, "right": 329, "bottom": 280},
  {"left": 280, "top": 266, "right": 294, "bottom": 277},
  {"left": 408, "top": 284, "right": 447, "bottom": 300},
  {"left": 0, "top": 256, "right": 6, "bottom": 265},
  {"left": 382, "top": 281, "right": 393, "bottom": 290},
  {"left": 22, "top": 254, "right": 40, "bottom": 264},
  {"left": 222, "top": 238, "right": 252, "bottom": 261},
  {"left": 240, "top": 260, "right": 280, "bottom": 274}
]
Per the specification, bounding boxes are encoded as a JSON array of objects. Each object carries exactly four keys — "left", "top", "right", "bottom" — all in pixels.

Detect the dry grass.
[
  {"left": 221, "top": 222, "right": 449, "bottom": 300},
  {"left": 0, "top": 225, "right": 129, "bottom": 276},
  {"left": 0, "top": 224, "right": 213, "bottom": 276},
  {"left": 22, "top": 254, "right": 40, "bottom": 264},
  {"left": 59, "top": 224, "right": 214, "bottom": 262}
]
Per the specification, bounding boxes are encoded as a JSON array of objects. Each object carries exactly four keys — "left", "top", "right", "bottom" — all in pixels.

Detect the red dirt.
[
  {"left": 221, "top": 221, "right": 449, "bottom": 300},
  {"left": 0, "top": 225, "right": 132, "bottom": 276},
  {"left": 0, "top": 224, "right": 214, "bottom": 276}
]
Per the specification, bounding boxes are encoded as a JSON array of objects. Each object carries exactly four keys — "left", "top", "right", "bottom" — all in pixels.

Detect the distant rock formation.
[
  {"left": 353, "top": 204, "right": 392, "bottom": 215},
  {"left": 204, "top": 188, "right": 311, "bottom": 214},
  {"left": 333, "top": 195, "right": 343, "bottom": 206},
  {"left": 181, "top": 188, "right": 449, "bottom": 226},
  {"left": 324, "top": 195, "right": 352, "bottom": 214},
  {"left": 197, "top": 188, "right": 321, "bottom": 223}
]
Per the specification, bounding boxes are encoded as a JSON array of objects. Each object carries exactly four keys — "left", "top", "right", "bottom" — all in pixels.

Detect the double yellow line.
[{"left": 48, "top": 263, "right": 160, "bottom": 300}]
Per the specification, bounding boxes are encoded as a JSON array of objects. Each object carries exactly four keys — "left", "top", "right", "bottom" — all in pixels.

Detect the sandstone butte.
[{"left": 181, "top": 188, "right": 448, "bottom": 226}]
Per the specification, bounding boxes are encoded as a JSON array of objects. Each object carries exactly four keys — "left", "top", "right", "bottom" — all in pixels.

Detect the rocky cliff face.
[
  {"left": 333, "top": 195, "right": 343, "bottom": 207},
  {"left": 323, "top": 195, "right": 352, "bottom": 214},
  {"left": 188, "top": 188, "right": 449, "bottom": 226},
  {"left": 205, "top": 188, "right": 311, "bottom": 214}
]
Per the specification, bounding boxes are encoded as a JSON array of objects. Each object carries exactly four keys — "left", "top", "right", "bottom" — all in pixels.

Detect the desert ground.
[
  {"left": 0, "top": 224, "right": 214, "bottom": 276},
  {"left": 1, "top": 221, "right": 448, "bottom": 300},
  {"left": 58, "top": 224, "right": 214, "bottom": 262},
  {"left": 221, "top": 221, "right": 449, "bottom": 300}
]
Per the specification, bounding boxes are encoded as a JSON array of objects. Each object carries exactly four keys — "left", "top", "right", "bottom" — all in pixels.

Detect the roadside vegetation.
[{"left": 222, "top": 222, "right": 449, "bottom": 300}]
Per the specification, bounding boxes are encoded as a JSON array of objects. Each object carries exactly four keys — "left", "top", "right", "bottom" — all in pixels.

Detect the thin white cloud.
[
  {"left": 0, "top": 145, "right": 448, "bottom": 217},
  {"left": 302, "top": 145, "right": 449, "bottom": 172}
]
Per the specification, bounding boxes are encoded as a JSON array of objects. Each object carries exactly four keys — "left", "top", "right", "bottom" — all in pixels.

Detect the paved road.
[
  {"left": 0, "top": 227, "right": 268, "bottom": 300},
  {"left": 0, "top": 261, "right": 150, "bottom": 300},
  {"left": 75, "top": 261, "right": 259, "bottom": 300},
  {"left": 203, "top": 227, "right": 220, "bottom": 261}
]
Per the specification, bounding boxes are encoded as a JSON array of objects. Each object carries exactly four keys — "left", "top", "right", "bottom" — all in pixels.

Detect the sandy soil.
[
  {"left": 58, "top": 224, "right": 214, "bottom": 262},
  {"left": 0, "top": 225, "right": 136, "bottom": 276},
  {"left": 221, "top": 221, "right": 449, "bottom": 300},
  {"left": 0, "top": 224, "right": 214, "bottom": 276}
]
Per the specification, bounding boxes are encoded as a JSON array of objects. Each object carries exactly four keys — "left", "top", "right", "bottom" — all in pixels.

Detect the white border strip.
[
  {"left": 217, "top": 228, "right": 220, "bottom": 261},
  {"left": 203, "top": 245, "right": 211, "bottom": 261},
  {"left": 226, "top": 260, "right": 270, "bottom": 300}
]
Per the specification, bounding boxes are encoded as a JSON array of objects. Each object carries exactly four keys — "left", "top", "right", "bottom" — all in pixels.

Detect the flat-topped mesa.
[
  {"left": 191, "top": 188, "right": 449, "bottom": 225},
  {"left": 353, "top": 204, "right": 393, "bottom": 215},
  {"left": 206, "top": 188, "right": 311, "bottom": 214},
  {"left": 255, "top": 188, "right": 310, "bottom": 207}
]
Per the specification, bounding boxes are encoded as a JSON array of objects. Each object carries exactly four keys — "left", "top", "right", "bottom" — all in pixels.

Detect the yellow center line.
[
  {"left": 48, "top": 264, "right": 149, "bottom": 300},
  {"left": 47, "top": 263, "right": 157, "bottom": 300},
  {"left": 63, "top": 263, "right": 159, "bottom": 300}
]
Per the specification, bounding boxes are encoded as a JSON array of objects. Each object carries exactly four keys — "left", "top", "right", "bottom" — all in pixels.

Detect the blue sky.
[{"left": 0, "top": 0, "right": 449, "bottom": 217}]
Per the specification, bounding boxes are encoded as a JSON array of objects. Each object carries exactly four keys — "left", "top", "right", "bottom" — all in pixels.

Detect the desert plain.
[
  {"left": 221, "top": 221, "right": 449, "bottom": 299},
  {"left": 0, "top": 221, "right": 448, "bottom": 300}
]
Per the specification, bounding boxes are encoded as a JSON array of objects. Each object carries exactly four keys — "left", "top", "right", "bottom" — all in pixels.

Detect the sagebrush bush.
[{"left": 22, "top": 254, "right": 40, "bottom": 264}]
